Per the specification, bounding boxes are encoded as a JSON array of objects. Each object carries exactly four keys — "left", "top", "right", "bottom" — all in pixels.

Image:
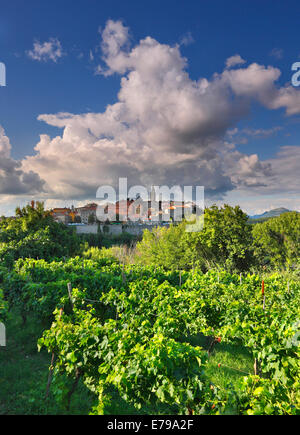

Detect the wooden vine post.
[
  {"left": 48, "top": 284, "right": 80, "bottom": 409},
  {"left": 66, "top": 368, "right": 81, "bottom": 411},
  {"left": 66, "top": 283, "right": 81, "bottom": 410},
  {"left": 254, "top": 358, "right": 258, "bottom": 376},
  {"left": 254, "top": 280, "right": 266, "bottom": 376},
  {"left": 67, "top": 282, "right": 74, "bottom": 310},
  {"left": 121, "top": 264, "right": 126, "bottom": 284}
]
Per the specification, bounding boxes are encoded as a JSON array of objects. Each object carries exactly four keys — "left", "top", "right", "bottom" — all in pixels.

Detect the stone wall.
[{"left": 73, "top": 223, "right": 170, "bottom": 236}]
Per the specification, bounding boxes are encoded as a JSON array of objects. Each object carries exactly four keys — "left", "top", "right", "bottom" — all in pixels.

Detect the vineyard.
[{"left": 1, "top": 257, "right": 299, "bottom": 415}]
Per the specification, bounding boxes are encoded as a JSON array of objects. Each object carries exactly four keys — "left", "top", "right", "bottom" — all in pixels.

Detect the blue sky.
[{"left": 0, "top": 0, "right": 300, "bottom": 215}]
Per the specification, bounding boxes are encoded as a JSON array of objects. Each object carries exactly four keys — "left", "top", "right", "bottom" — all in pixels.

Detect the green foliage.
[
  {"left": 237, "top": 375, "right": 299, "bottom": 415},
  {"left": 136, "top": 205, "right": 255, "bottom": 273},
  {"left": 83, "top": 245, "right": 136, "bottom": 265},
  {"left": 78, "top": 231, "right": 140, "bottom": 250},
  {"left": 0, "top": 287, "right": 8, "bottom": 323},
  {"left": 82, "top": 246, "right": 120, "bottom": 263},
  {"left": 0, "top": 310, "right": 95, "bottom": 415},
  {"left": 135, "top": 224, "right": 190, "bottom": 270},
  {"left": 35, "top": 261, "right": 299, "bottom": 415},
  {"left": 0, "top": 202, "right": 80, "bottom": 267},
  {"left": 0, "top": 201, "right": 299, "bottom": 415},
  {"left": 0, "top": 257, "right": 124, "bottom": 323},
  {"left": 253, "top": 211, "right": 300, "bottom": 269}
]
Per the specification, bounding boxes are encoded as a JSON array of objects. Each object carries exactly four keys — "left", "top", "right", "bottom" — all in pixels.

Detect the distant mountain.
[{"left": 249, "top": 207, "right": 292, "bottom": 220}]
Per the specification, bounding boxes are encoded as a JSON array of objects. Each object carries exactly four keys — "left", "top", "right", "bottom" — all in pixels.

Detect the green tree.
[
  {"left": 191, "top": 204, "right": 254, "bottom": 272},
  {"left": 136, "top": 205, "right": 255, "bottom": 272},
  {"left": 252, "top": 211, "right": 300, "bottom": 269},
  {"left": 0, "top": 202, "right": 80, "bottom": 267},
  {"left": 136, "top": 224, "right": 189, "bottom": 271}
]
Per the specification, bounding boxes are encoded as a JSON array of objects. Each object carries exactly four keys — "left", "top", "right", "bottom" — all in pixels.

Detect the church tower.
[{"left": 150, "top": 186, "right": 156, "bottom": 203}]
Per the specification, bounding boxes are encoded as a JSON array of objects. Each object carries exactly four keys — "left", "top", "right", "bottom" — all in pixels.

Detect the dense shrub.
[
  {"left": 253, "top": 212, "right": 300, "bottom": 269},
  {"left": 136, "top": 205, "right": 255, "bottom": 273},
  {"left": 0, "top": 202, "right": 80, "bottom": 267}
]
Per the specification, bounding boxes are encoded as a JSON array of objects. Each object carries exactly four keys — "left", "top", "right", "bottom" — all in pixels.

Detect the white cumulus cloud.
[
  {"left": 0, "top": 127, "right": 45, "bottom": 195},
  {"left": 4, "top": 20, "right": 300, "bottom": 204}
]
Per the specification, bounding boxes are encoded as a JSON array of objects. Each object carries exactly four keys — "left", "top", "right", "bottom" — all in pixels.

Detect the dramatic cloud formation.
[
  {"left": 27, "top": 38, "right": 64, "bottom": 62},
  {"left": 2, "top": 20, "right": 300, "bottom": 207},
  {"left": 0, "top": 127, "right": 45, "bottom": 195}
]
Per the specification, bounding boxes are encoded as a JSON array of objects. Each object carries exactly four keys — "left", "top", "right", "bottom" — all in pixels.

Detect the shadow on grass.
[{"left": 180, "top": 333, "right": 254, "bottom": 391}]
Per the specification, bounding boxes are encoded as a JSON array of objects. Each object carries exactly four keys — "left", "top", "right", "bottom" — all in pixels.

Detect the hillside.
[{"left": 249, "top": 207, "right": 292, "bottom": 221}]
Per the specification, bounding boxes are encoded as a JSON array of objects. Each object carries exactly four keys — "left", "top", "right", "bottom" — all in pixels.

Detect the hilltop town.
[{"left": 50, "top": 188, "right": 198, "bottom": 226}]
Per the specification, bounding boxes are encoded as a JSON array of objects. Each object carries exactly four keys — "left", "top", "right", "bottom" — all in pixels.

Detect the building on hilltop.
[
  {"left": 116, "top": 198, "right": 135, "bottom": 222},
  {"left": 50, "top": 188, "right": 200, "bottom": 226},
  {"left": 75, "top": 203, "right": 98, "bottom": 224},
  {"left": 51, "top": 205, "right": 80, "bottom": 224},
  {"left": 95, "top": 187, "right": 199, "bottom": 224},
  {"left": 51, "top": 207, "right": 74, "bottom": 224}
]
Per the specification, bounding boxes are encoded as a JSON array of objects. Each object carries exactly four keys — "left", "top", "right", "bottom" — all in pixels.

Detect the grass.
[
  {"left": 0, "top": 312, "right": 254, "bottom": 415},
  {"left": 206, "top": 341, "right": 254, "bottom": 387},
  {"left": 184, "top": 334, "right": 253, "bottom": 389},
  {"left": 0, "top": 310, "right": 94, "bottom": 415}
]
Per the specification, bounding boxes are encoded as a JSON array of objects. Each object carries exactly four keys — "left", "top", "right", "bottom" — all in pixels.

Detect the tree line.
[{"left": 0, "top": 202, "right": 299, "bottom": 272}]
